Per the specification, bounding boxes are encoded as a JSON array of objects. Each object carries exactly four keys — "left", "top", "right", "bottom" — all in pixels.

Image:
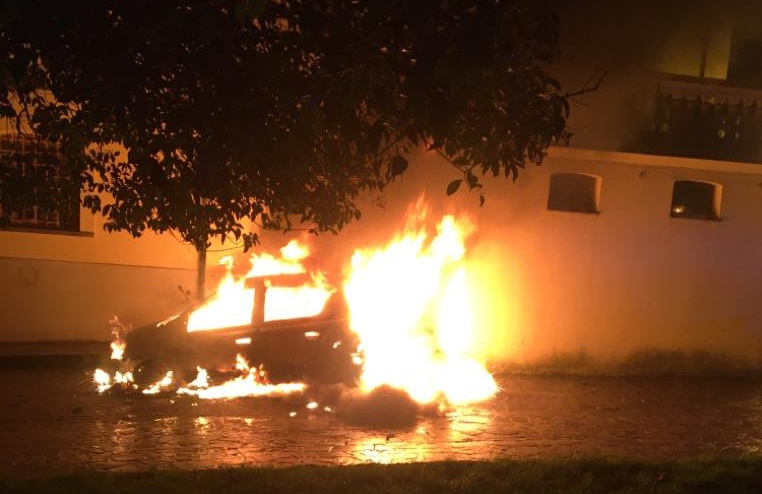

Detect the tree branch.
[{"left": 562, "top": 71, "right": 606, "bottom": 100}]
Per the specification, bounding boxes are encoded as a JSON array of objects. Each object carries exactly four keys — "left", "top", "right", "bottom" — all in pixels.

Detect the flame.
[
  {"left": 235, "top": 353, "right": 249, "bottom": 372},
  {"left": 187, "top": 257, "right": 254, "bottom": 332},
  {"left": 142, "top": 371, "right": 174, "bottom": 395},
  {"left": 187, "top": 366, "right": 209, "bottom": 389},
  {"left": 110, "top": 340, "right": 125, "bottom": 361},
  {"left": 93, "top": 368, "right": 112, "bottom": 393},
  {"left": 108, "top": 315, "right": 128, "bottom": 360},
  {"left": 344, "top": 209, "right": 498, "bottom": 405},
  {"left": 95, "top": 323, "right": 305, "bottom": 400},
  {"left": 180, "top": 354, "right": 306, "bottom": 399},
  {"left": 264, "top": 273, "right": 333, "bottom": 322},
  {"left": 187, "top": 242, "right": 333, "bottom": 332},
  {"left": 94, "top": 356, "right": 304, "bottom": 400},
  {"left": 246, "top": 239, "right": 308, "bottom": 277},
  {"left": 93, "top": 369, "right": 135, "bottom": 393},
  {"left": 156, "top": 313, "right": 180, "bottom": 328},
  {"left": 176, "top": 367, "right": 209, "bottom": 395}
]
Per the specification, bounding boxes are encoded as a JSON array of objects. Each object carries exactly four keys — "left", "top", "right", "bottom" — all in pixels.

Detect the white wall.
[
  {"left": 503, "top": 149, "right": 762, "bottom": 364},
  {"left": 2, "top": 146, "right": 760, "bottom": 369},
  {"left": 0, "top": 258, "right": 195, "bottom": 341},
  {"left": 0, "top": 209, "right": 201, "bottom": 341},
  {"left": 311, "top": 147, "right": 762, "bottom": 367}
]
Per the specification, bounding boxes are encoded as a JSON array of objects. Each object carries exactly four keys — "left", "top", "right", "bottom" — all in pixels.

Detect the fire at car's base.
[
  {"left": 95, "top": 358, "right": 443, "bottom": 430},
  {"left": 95, "top": 353, "right": 309, "bottom": 399}
]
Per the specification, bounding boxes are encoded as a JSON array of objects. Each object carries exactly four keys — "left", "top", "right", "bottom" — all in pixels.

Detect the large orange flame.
[
  {"left": 187, "top": 241, "right": 332, "bottom": 332},
  {"left": 343, "top": 209, "right": 498, "bottom": 405},
  {"left": 186, "top": 256, "right": 254, "bottom": 332}
]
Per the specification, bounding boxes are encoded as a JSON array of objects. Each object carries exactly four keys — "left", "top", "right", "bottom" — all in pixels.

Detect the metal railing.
[{"left": 632, "top": 75, "right": 762, "bottom": 164}]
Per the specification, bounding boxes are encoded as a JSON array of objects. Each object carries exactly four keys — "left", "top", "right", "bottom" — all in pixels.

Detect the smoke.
[
  {"left": 337, "top": 385, "right": 433, "bottom": 429},
  {"left": 306, "top": 382, "right": 439, "bottom": 428}
]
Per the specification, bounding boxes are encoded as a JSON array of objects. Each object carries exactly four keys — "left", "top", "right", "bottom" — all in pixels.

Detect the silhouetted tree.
[{"left": 1, "top": 0, "right": 572, "bottom": 293}]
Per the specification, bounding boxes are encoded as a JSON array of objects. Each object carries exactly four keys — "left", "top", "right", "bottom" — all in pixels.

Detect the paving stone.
[{"left": 1, "top": 369, "right": 762, "bottom": 471}]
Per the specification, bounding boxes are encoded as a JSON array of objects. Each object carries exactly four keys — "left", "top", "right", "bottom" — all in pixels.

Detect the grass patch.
[
  {"left": 497, "top": 349, "right": 762, "bottom": 377},
  {"left": 2, "top": 458, "right": 762, "bottom": 494}
]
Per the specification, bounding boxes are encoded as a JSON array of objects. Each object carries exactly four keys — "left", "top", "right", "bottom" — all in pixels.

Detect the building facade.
[
  {"left": 1, "top": 1, "right": 761, "bottom": 371},
  {"left": 322, "top": 0, "right": 762, "bottom": 369}
]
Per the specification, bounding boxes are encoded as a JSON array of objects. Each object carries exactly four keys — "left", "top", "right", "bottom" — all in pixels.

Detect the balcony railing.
[{"left": 630, "top": 75, "right": 762, "bottom": 164}]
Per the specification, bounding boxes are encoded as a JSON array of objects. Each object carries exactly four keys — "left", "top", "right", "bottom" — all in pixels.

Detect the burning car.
[
  {"left": 98, "top": 209, "right": 500, "bottom": 406},
  {"left": 124, "top": 258, "right": 361, "bottom": 386}
]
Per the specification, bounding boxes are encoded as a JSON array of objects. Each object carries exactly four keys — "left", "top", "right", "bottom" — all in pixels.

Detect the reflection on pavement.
[{"left": 2, "top": 369, "right": 762, "bottom": 472}]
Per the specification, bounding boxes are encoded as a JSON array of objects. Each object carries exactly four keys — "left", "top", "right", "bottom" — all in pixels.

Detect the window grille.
[{"left": 0, "top": 135, "right": 79, "bottom": 232}]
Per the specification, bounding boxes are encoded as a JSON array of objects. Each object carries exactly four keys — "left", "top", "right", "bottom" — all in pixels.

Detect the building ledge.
[
  {"left": 549, "top": 146, "right": 762, "bottom": 175},
  {"left": 0, "top": 340, "right": 108, "bottom": 357},
  {"left": 654, "top": 73, "right": 762, "bottom": 105},
  {"left": 0, "top": 227, "right": 94, "bottom": 237}
]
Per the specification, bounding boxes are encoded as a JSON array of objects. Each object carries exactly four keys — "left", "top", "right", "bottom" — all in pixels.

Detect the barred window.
[
  {"left": 547, "top": 172, "right": 600, "bottom": 214},
  {"left": 0, "top": 135, "right": 80, "bottom": 232}
]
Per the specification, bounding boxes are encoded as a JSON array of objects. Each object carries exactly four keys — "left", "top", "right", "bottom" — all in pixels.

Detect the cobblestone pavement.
[{"left": 2, "top": 367, "right": 762, "bottom": 472}]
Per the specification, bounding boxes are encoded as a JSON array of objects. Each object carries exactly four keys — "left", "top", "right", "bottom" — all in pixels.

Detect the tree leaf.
[
  {"left": 446, "top": 179, "right": 462, "bottom": 196},
  {"left": 389, "top": 155, "right": 408, "bottom": 179},
  {"left": 466, "top": 170, "right": 478, "bottom": 188}
]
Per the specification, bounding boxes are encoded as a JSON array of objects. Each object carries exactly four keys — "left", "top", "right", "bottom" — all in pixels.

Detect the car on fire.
[{"left": 124, "top": 272, "right": 361, "bottom": 385}]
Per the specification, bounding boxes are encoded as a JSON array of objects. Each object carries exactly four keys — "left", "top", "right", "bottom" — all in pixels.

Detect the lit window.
[
  {"left": 670, "top": 180, "right": 720, "bottom": 221},
  {"left": 547, "top": 173, "right": 600, "bottom": 214}
]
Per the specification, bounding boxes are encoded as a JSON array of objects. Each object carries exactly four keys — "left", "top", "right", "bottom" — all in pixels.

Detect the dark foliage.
[
  {"left": 3, "top": 459, "right": 762, "bottom": 494},
  {"left": 0, "top": 0, "right": 570, "bottom": 249}
]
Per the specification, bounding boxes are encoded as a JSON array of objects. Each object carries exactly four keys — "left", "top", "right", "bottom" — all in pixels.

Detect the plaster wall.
[
  {"left": 0, "top": 208, "right": 231, "bottom": 342},
  {"left": 312, "top": 147, "right": 762, "bottom": 367},
  {"left": 1, "top": 147, "right": 760, "bottom": 367}
]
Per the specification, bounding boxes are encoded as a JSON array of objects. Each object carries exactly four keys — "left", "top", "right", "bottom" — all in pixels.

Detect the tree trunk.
[{"left": 196, "top": 246, "right": 207, "bottom": 302}]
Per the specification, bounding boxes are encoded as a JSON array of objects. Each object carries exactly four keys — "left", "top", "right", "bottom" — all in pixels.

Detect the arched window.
[
  {"left": 547, "top": 173, "right": 600, "bottom": 214},
  {"left": 670, "top": 180, "right": 721, "bottom": 220}
]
